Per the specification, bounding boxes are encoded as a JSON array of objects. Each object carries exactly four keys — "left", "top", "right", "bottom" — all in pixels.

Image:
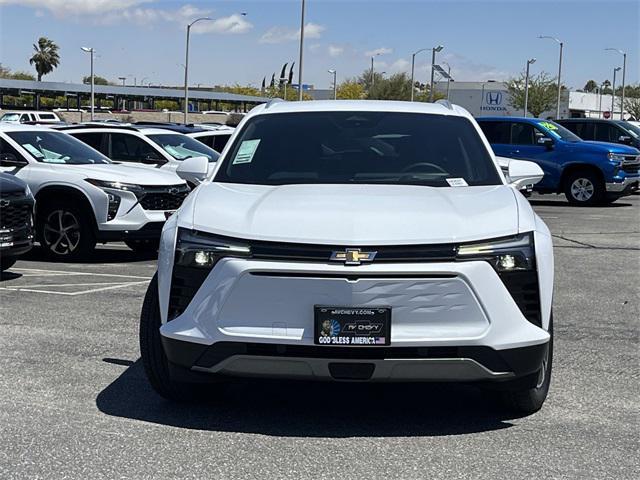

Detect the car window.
[
  {"left": 213, "top": 134, "right": 231, "bottom": 152},
  {"left": 72, "top": 132, "right": 105, "bottom": 153},
  {"left": 533, "top": 120, "right": 581, "bottom": 142},
  {"left": 215, "top": 111, "right": 501, "bottom": 187},
  {"left": 478, "top": 121, "right": 510, "bottom": 143},
  {"left": 510, "top": 123, "right": 537, "bottom": 145},
  {"left": 594, "top": 123, "right": 621, "bottom": 143},
  {"left": 109, "top": 133, "right": 159, "bottom": 163},
  {"left": 0, "top": 137, "right": 25, "bottom": 160},
  {"left": 38, "top": 114, "right": 56, "bottom": 120},
  {"left": 146, "top": 134, "right": 219, "bottom": 162},
  {"left": 1, "top": 113, "right": 21, "bottom": 122},
  {"left": 6, "top": 131, "right": 110, "bottom": 164},
  {"left": 20, "top": 114, "right": 30, "bottom": 123}
]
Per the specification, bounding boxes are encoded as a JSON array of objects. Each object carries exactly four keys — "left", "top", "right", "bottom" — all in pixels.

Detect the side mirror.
[
  {"left": 537, "top": 137, "right": 554, "bottom": 149},
  {"left": 176, "top": 156, "right": 209, "bottom": 184},
  {"left": 618, "top": 135, "right": 632, "bottom": 145},
  {"left": 0, "top": 152, "right": 28, "bottom": 167},
  {"left": 507, "top": 159, "right": 544, "bottom": 188}
]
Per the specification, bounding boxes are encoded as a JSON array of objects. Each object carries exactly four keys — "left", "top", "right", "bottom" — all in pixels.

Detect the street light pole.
[
  {"left": 442, "top": 61, "right": 452, "bottom": 101},
  {"left": 606, "top": 48, "right": 626, "bottom": 119},
  {"left": 524, "top": 58, "right": 536, "bottom": 117},
  {"left": 429, "top": 45, "right": 443, "bottom": 102},
  {"left": 328, "top": 69, "right": 337, "bottom": 100},
  {"left": 81, "top": 47, "right": 94, "bottom": 121},
  {"left": 184, "top": 17, "right": 212, "bottom": 124},
  {"left": 410, "top": 48, "right": 428, "bottom": 102},
  {"left": 297, "top": 0, "right": 306, "bottom": 101},
  {"left": 539, "top": 36, "right": 563, "bottom": 119},
  {"left": 612, "top": 67, "right": 621, "bottom": 116}
]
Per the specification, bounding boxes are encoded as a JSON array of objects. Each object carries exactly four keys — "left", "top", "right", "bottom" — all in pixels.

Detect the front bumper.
[
  {"left": 606, "top": 175, "right": 640, "bottom": 194},
  {"left": 159, "top": 258, "right": 550, "bottom": 382}
]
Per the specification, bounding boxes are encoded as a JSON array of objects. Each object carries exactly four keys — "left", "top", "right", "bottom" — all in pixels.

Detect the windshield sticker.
[
  {"left": 233, "top": 139, "right": 260, "bottom": 165},
  {"left": 22, "top": 143, "right": 44, "bottom": 158},
  {"left": 538, "top": 121, "right": 558, "bottom": 131},
  {"left": 446, "top": 177, "right": 468, "bottom": 187}
]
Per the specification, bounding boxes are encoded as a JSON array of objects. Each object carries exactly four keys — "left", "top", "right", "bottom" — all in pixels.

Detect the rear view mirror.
[
  {"left": 0, "top": 152, "right": 28, "bottom": 167},
  {"left": 618, "top": 135, "right": 632, "bottom": 145},
  {"left": 176, "top": 156, "right": 209, "bottom": 184},
  {"left": 507, "top": 159, "right": 544, "bottom": 189}
]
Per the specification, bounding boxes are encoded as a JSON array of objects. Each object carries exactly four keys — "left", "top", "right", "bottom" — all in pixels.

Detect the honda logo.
[{"left": 486, "top": 91, "right": 503, "bottom": 105}]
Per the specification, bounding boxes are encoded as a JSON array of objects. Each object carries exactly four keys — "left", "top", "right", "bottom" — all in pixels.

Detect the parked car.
[
  {"left": 0, "top": 172, "right": 35, "bottom": 271},
  {"left": 1, "top": 111, "right": 61, "bottom": 124},
  {"left": 188, "top": 124, "right": 235, "bottom": 152},
  {"left": 140, "top": 100, "right": 554, "bottom": 414},
  {"left": 556, "top": 118, "right": 640, "bottom": 150},
  {"left": 477, "top": 117, "right": 640, "bottom": 205},
  {"left": 60, "top": 124, "right": 219, "bottom": 181},
  {"left": 0, "top": 124, "right": 194, "bottom": 258}
]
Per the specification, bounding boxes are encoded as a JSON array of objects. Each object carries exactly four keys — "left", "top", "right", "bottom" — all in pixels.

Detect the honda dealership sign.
[{"left": 481, "top": 90, "right": 508, "bottom": 113}]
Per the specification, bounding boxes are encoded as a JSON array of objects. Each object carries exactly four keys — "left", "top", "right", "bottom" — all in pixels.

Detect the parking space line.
[
  {"left": 0, "top": 280, "right": 150, "bottom": 296},
  {"left": 11, "top": 267, "right": 152, "bottom": 280}
]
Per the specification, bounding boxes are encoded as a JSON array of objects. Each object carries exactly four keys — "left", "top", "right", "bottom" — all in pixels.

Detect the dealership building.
[{"left": 434, "top": 81, "right": 628, "bottom": 120}]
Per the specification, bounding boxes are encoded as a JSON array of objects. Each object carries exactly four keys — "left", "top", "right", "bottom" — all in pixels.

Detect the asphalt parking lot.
[{"left": 1, "top": 193, "right": 638, "bottom": 480}]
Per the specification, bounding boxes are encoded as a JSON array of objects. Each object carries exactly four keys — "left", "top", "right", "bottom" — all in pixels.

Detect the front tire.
[
  {"left": 564, "top": 170, "right": 604, "bottom": 206},
  {"left": 140, "top": 274, "right": 212, "bottom": 401},
  {"left": 37, "top": 202, "right": 96, "bottom": 260},
  {"left": 0, "top": 256, "right": 17, "bottom": 272},
  {"left": 497, "top": 316, "right": 553, "bottom": 415}
]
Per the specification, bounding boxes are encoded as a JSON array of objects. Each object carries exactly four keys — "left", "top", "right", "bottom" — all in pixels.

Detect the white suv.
[
  {"left": 0, "top": 111, "right": 61, "bottom": 124},
  {"left": 0, "top": 124, "right": 193, "bottom": 258},
  {"left": 140, "top": 100, "right": 554, "bottom": 414},
  {"left": 62, "top": 125, "right": 219, "bottom": 180}
]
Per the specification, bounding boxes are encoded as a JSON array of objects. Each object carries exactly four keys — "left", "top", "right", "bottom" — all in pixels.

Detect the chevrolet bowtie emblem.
[{"left": 330, "top": 248, "right": 377, "bottom": 265}]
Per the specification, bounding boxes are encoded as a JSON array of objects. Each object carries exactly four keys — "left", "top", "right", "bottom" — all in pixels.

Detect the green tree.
[
  {"left": 583, "top": 80, "right": 598, "bottom": 93},
  {"left": 82, "top": 75, "right": 110, "bottom": 85},
  {"left": 0, "top": 63, "right": 36, "bottom": 80},
  {"left": 336, "top": 79, "right": 365, "bottom": 99},
  {"left": 506, "top": 71, "right": 558, "bottom": 117},
  {"left": 29, "top": 37, "right": 60, "bottom": 81}
]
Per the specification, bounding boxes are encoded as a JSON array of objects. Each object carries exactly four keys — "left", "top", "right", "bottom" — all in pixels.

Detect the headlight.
[
  {"left": 85, "top": 179, "right": 144, "bottom": 193},
  {"left": 457, "top": 233, "right": 534, "bottom": 272},
  {"left": 608, "top": 153, "right": 626, "bottom": 163},
  {"left": 175, "top": 228, "right": 251, "bottom": 269}
]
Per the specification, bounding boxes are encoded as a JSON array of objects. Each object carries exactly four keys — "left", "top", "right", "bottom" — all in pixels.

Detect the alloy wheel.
[
  {"left": 570, "top": 178, "right": 594, "bottom": 202},
  {"left": 43, "top": 209, "right": 81, "bottom": 255}
]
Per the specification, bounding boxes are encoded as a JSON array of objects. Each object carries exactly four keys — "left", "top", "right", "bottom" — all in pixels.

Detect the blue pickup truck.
[{"left": 477, "top": 117, "right": 640, "bottom": 205}]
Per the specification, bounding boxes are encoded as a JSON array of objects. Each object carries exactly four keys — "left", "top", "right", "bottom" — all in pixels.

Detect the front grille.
[
  {"left": 168, "top": 265, "right": 210, "bottom": 320},
  {"left": 0, "top": 203, "right": 32, "bottom": 230},
  {"left": 136, "top": 185, "right": 189, "bottom": 211},
  {"left": 499, "top": 270, "right": 541, "bottom": 327},
  {"left": 621, "top": 161, "right": 640, "bottom": 174},
  {"left": 0, "top": 191, "right": 25, "bottom": 200}
]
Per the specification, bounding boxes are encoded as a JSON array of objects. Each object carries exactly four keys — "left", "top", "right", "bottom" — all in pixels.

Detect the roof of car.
[
  {"left": 0, "top": 123, "right": 61, "bottom": 133},
  {"left": 250, "top": 100, "right": 471, "bottom": 118},
  {"left": 475, "top": 116, "right": 547, "bottom": 122},
  {"left": 54, "top": 124, "right": 187, "bottom": 136}
]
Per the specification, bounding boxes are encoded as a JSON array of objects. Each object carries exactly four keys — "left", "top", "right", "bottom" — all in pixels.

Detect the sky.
[{"left": 0, "top": 0, "right": 638, "bottom": 91}]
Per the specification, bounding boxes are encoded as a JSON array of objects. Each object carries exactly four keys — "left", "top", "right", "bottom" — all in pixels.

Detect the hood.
[
  {"left": 0, "top": 172, "right": 28, "bottom": 193},
  {"left": 48, "top": 163, "right": 185, "bottom": 186},
  {"left": 189, "top": 183, "right": 521, "bottom": 245},
  {"left": 577, "top": 140, "right": 640, "bottom": 155}
]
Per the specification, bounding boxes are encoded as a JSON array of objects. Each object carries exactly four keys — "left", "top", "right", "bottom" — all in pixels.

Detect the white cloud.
[
  {"left": 260, "top": 22, "right": 325, "bottom": 44},
  {"left": 2, "top": 0, "right": 253, "bottom": 34},
  {"left": 328, "top": 45, "right": 344, "bottom": 57},
  {"left": 0, "top": 0, "right": 150, "bottom": 17},
  {"left": 389, "top": 58, "right": 410, "bottom": 73},
  {"left": 365, "top": 47, "right": 393, "bottom": 57}
]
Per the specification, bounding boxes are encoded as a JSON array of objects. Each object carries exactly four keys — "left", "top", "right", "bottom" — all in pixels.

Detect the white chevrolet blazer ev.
[
  {"left": 140, "top": 100, "right": 554, "bottom": 414},
  {"left": 0, "top": 124, "right": 195, "bottom": 258}
]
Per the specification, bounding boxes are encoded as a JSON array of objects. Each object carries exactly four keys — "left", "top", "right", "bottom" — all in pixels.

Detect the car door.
[
  {"left": 506, "top": 121, "right": 560, "bottom": 190},
  {"left": 477, "top": 121, "right": 511, "bottom": 157},
  {"left": 108, "top": 132, "right": 164, "bottom": 167},
  {"left": 594, "top": 122, "right": 622, "bottom": 144}
]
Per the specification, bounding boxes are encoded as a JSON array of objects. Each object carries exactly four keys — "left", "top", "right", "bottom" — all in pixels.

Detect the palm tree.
[{"left": 29, "top": 37, "right": 60, "bottom": 81}]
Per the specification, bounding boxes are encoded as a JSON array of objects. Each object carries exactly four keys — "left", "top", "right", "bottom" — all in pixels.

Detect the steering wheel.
[{"left": 400, "top": 162, "right": 448, "bottom": 175}]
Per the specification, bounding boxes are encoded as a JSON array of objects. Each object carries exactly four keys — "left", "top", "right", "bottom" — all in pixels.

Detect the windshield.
[
  {"left": 1, "top": 113, "right": 21, "bottom": 122},
  {"left": 147, "top": 134, "right": 219, "bottom": 162},
  {"left": 215, "top": 112, "right": 501, "bottom": 187},
  {"left": 7, "top": 131, "right": 110, "bottom": 164},
  {"left": 535, "top": 120, "right": 582, "bottom": 142},
  {"left": 619, "top": 121, "right": 640, "bottom": 138}
]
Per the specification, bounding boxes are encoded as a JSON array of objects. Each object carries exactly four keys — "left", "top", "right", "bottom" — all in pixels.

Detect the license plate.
[{"left": 314, "top": 306, "right": 391, "bottom": 346}]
